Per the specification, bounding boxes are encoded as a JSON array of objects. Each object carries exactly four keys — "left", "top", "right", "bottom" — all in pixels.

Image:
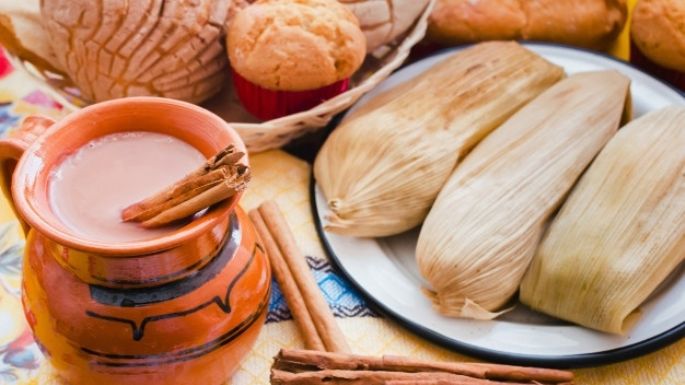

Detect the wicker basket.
[{"left": 4, "top": 0, "right": 435, "bottom": 152}]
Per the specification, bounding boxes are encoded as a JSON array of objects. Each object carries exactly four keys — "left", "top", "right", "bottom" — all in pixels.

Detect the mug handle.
[{"left": 0, "top": 116, "right": 56, "bottom": 234}]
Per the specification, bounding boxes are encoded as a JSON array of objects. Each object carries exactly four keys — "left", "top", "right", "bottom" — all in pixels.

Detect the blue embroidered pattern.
[{"left": 267, "top": 256, "right": 377, "bottom": 323}]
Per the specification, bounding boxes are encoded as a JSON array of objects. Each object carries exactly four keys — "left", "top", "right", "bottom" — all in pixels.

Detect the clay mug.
[{"left": 0, "top": 97, "right": 270, "bottom": 385}]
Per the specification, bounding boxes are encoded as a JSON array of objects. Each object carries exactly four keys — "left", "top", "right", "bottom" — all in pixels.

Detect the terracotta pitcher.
[{"left": 0, "top": 98, "right": 270, "bottom": 385}]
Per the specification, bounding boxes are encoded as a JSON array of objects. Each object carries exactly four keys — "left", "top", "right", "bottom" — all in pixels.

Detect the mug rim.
[{"left": 12, "top": 97, "right": 246, "bottom": 256}]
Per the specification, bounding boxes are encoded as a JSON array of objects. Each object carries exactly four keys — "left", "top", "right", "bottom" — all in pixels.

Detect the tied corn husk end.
[
  {"left": 422, "top": 287, "right": 513, "bottom": 320},
  {"left": 317, "top": 130, "right": 457, "bottom": 237},
  {"left": 520, "top": 107, "right": 685, "bottom": 335},
  {"left": 419, "top": 221, "right": 545, "bottom": 320},
  {"left": 416, "top": 71, "right": 631, "bottom": 320},
  {"left": 323, "top": 197, "right": 432, "bottom": 236},
  {"left": 314, "top": 41, "right": 565, "bottom": 238}
]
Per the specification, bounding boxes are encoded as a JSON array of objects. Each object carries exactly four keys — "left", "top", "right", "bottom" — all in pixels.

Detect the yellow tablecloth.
[{"left": 0, "top": 2, "right": 682, "bottom": 382}]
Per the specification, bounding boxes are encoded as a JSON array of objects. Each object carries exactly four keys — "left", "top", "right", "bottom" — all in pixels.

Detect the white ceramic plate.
[{"left": 312, "top": 43, "right": 685, "bottom": 368}]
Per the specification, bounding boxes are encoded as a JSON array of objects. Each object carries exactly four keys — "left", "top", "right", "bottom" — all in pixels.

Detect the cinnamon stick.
[
  {"left": 387, "top": 380, "right": 574, "bottom": 385},
  {"left": 258, "top": 201, "right": 351, "bottom": 354},
  {"left": 385, "top": 381, "right": 475, "bottom": 385},
  {"left": 384, "top": 381, "right": 530, "bottom": 385},
  {"left": 270, "top": 369, "right": 534, "bottom": 385},
  {"left": 249, "top": 209, "right": 326, "bottom": 351},
  {"left": 189, "top": 144, "right": 245, "bottom": 177},
  {"left": 274, "top": 349, "right": 573, "bottom": 384},
  {"left": 121, "top": 144, "right": 248, "bottom": 228},
  {"left": 141, "top": 167, "right": 249, "bottom": 227},
  {"left": 124, "top": 167, "right": 229, "bottom": 222}
]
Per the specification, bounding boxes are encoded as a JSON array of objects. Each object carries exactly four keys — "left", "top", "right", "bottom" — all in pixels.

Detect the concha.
[
  {"left": 41, "top": 0, "right": 247, "bottom": 103},
  {"left": 339, "top": 0, "right": 431, "bottom": 51}
]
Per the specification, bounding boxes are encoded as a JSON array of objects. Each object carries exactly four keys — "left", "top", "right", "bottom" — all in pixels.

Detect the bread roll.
[
  {"left": 428, "top": 0, "right": 628, "bottom": 50},
  {"left": 631, "top": 0, "right": 685, "bottom": 71},
  {"left": 340, "top": 0, "right": 430, "bottom": 51},
  {"left": 41, "top": 0, "right": 246, "bottom": 103}
]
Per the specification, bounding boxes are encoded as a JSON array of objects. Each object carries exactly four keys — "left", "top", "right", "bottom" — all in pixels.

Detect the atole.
[{"left": 0, "top": 98, "right": 270, "bottom": 385}]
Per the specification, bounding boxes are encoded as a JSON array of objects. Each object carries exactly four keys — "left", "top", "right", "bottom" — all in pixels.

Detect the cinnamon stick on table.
[
  {"left": 274, "top": 349, "right": 574, "bottom": 384},
  {"left": 255, "top": 201, "right": 575, "bottom": 385},
  {"left": 271, "top": 369, "right": 535, "bottom": 385},
  {"left": 385, "top": 380, "right": 573, "bottom": 385},
  {"left": 250, "top": 201, "right": 350, "bottom": 354},
  {"left": 122, "top": 144, "right": 250, "bottom": 228},
  {"left": 249, "top": 209, "right": 326, "bottom": 351}
]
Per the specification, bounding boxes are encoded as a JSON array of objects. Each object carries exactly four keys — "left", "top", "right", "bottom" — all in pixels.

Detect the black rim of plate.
[{"left": 308, "top": 42, "right": 685, "bottom": 369}]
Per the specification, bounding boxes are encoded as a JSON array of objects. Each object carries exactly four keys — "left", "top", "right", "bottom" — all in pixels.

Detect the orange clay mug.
[{"left": 0, "top": 98, "right": 270, "bottom": 385}]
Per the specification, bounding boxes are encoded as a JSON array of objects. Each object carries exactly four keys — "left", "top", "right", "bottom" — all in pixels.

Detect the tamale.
[
  {"left": 313, "top": 41, "right": 564, "bottom": 237},
  {"left": 416, "top": 71, "right": 631, "bottom": 320},
  {"left": 520, "top": 107, "right": 685, "bottom": 334}
]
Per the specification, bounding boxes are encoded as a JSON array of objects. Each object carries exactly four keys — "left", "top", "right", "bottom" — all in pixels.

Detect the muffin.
[
  {"left": 228, "top": 0, "right": 366, "bottom": 120},
  {"left": 631, "top": 0, "right": 685, "bottom": 89}
]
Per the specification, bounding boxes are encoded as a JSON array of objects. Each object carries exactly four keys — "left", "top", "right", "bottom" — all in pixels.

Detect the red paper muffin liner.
[
  {"left": 630, "top": 40, "right": 685, "bottom": 91},
  {"left": 232, "top": 70, "right": 351, "bottom": 121}
]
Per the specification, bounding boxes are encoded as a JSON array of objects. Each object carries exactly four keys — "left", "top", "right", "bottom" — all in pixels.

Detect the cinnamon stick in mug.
[
  {"left": 124, "top": 167, "right": 229, "bottom": 222},
  {"left": 121, "top": 144, "right": 249, "bottom": 227},
  {"left": 141, "top": 167, "right": 249, "bottom": 228}
]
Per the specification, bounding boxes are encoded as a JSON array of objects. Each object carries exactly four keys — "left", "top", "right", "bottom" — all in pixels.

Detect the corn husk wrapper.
[
  {"left": 520, "top": 107, "right": 685, "bottom": 334},
  {"left": 314, "top": 41, "right": 564, "bottom": 237},
  {"left": 416, "top": 71, "right": 631, "bottom": 320}
]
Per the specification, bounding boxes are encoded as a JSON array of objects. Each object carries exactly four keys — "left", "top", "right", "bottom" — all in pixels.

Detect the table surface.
[{"left": 1, "top": 3, "right": 684, "bottom": 383}]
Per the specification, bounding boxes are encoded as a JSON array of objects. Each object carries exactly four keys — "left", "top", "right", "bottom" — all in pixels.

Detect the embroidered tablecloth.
[{"left": 0, "top": 4, "right": 683, "bottom": 383}]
